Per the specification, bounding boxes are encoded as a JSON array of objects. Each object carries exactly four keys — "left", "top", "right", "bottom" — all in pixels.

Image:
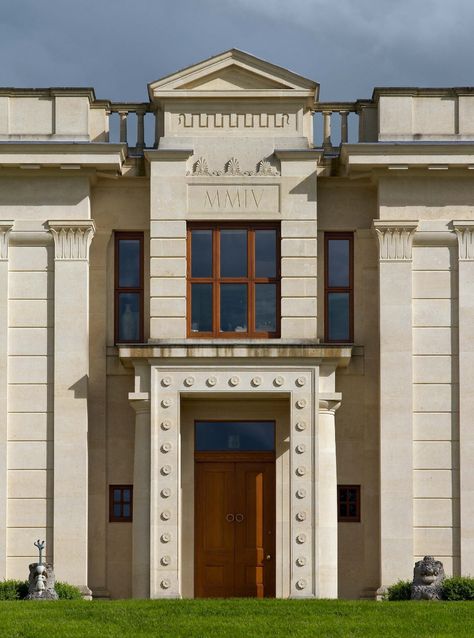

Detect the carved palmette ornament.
[{"left": 188, "top": 156, "right": 280, "bottom": 177}]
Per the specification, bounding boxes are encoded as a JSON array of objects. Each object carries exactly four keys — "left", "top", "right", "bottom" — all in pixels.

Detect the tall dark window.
[
  {"left": 115, "top": 232, "right": 144, "bottom": 343},
  {"left": 325, "top": 232, "right": 353, "bottom": 342},
  {"left": 338, "top": 485, "right": 360, "bottom": 522},
  {"left": 187, "top": 224, "right": 280, "bottom": 338},
  {"left": 109, "top": 485, "right": 133, "bottom": 522}
]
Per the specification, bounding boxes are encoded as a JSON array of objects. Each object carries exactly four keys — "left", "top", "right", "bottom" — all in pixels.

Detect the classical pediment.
[{"left": 148, "top": 49, "right": 318, "bottom": 101}]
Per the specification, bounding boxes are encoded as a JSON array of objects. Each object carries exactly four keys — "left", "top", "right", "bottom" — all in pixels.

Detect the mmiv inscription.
[{"left": 188, "top": 184, "right": 280, "bottom": 213}]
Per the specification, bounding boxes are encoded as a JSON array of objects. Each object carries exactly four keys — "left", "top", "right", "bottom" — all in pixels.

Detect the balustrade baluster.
[
  {"left": 119, "top": 111, "right": 128, "bottom": 144},
  {"left": 322, "top": 111, "right": 332, "bottom": 149},
  {"left": 340, "top": 111, "right": 349, "bottom": 144},
  {"left": 136, "top": 111, "right": 145, "bottom": 150}
]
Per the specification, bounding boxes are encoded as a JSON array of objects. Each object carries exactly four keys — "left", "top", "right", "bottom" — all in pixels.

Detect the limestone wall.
[{"left": 412, "top": 240, "right": 460, "bottom": 575}]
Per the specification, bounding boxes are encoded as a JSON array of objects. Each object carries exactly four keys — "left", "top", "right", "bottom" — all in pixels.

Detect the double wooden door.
[{"left": 195, "top": 454, "right": 275, "bottom": 598}]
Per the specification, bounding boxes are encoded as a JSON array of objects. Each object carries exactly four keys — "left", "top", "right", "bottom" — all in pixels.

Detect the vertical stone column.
[
  {"left": 48, "top": 220, "right": 95, "bottom": 593},
  {"left": 150, "top": 369, "right": 181, "bottom": 598},
  {"left": 374, "top": 221, "right": 418, "bottom": 591},
  {"left": 0, "top": 222, "right": 13, "bottom": 580},
  {"left": 129, "top": 363, "right": 151, "bottom": 598},
  {"left": 289, "top": 370, "right": 316, "bottom": 598},
  {"left": 453, "top": 222, "right": 474, "bottom": 576},
  {"left": 316, "top": 392, "right": 341, "bottom": 598}
]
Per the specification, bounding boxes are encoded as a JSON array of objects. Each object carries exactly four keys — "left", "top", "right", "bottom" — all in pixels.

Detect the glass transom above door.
[{"left": 195, "top": 421, "right": 275, "bottom": 451}]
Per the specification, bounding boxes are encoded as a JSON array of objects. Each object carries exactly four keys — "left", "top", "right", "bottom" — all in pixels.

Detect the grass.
[{"left": 0, "top": 599, "right": 472, "bottom": 638}]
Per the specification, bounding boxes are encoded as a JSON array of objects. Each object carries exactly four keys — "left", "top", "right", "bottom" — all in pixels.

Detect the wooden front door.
[{"left": 195, "top": 454, "right": 275, "bottom": 598}]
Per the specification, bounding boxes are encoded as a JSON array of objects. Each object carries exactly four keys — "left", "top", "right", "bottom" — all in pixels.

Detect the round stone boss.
[
  {"left": 161, "top": 578, "right": 171, "bottom": 589},
  {"left": 296, "top": 556, "right": 307, "bottom": 567},
  {"left": 184, "top": 376, "right": 195, "bottom": 387},
  {"left": 296, "top": 398, "right": 307, "bottom": 409},
  {"left": 296, "top": 533, "right": 306, "bottom": 544},
  {"left": 296, "top": 579, "right": 307, "bottom": 590},
  {"left": 296, "top": 377, "right": 307, "bottom": 387},
  {"left": 229, "top": 376, "right": 240, "bottom": 387},
  {"left": 161, "top": 398, "right": 173, "bottom": 408},
  {"left": 161, "top": 510, "right": 171, "bottom": 521},
  {"left": 295, "top": 443, "right": 306, "bottom": 454},
  {"left": 161, "top": 464, "right": 172, "bottom": 475},
  {"left": 296, "top": 511, "right": 307, "bottom": 522},
  {"left": 161, "top": 555, "right": 171, "bottom": 566},
  {"left": 296, "top": 488, "right": 306, "bottom": 499},
  {"left": 295, "top": 465, "right": 306, "bottom": 477},
  {"left": 251, "top": 376, "right": 262, "bottom": 387},
  {"left": 161, "top": 442, "right": 172, "bottom": 453},
  {"left": 295, "top": 421, "right": 306, "bottom": 431},
  {"left": 161, "top": 419, "right": 172, "bottom": 430},
  {"left": 161, "top": 488, "right": 171, "bottom": 498},
  {"left": 207, "top": 376, "right": 217, "bottom": 387},
  {"left": 161, "top": 532, "right": 171, "bottom": 543},
  {"left": 273, "top": 375, "right": 285, "bottom": 387},
  {"left": 161, "top": 376, "right": 172, "bottom": 387}
]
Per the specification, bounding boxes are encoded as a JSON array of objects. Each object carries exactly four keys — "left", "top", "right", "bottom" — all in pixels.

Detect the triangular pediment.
[{"left": 148, "top": 49, "right": 318, "bottom": 100}]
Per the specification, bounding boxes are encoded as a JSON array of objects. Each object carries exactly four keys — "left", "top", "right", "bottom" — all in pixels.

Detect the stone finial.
[
  {"left": 25, "top": 562, "right": 58, "bottom": 600},
  {"left": 411, "top": 555, "right": 445, "bottom": 600}
]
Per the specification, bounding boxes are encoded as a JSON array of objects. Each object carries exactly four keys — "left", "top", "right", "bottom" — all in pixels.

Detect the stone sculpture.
[
  {"left": 24, "top": 539, "right": 58, "bottom": 600},
  {"left": 411, "top": 555, "right": 445, "bottom": 600}
]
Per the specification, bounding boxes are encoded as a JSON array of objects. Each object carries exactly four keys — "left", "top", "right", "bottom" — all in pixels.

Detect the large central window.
[{"left": 188, "top": 223, "right": 280, "bottom": 338}]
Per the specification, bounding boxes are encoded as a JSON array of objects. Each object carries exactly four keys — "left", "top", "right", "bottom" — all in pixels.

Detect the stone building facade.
[{"left": 0, "top": 49, "right": 471, "bottom": 599}]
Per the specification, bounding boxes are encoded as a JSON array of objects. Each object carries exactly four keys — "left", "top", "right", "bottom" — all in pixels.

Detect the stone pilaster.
[
  {"left": 129, "top": 386, "right": 151, "bottom": 599},
  {"left": 373, "top": 220, "right": 418, "bottom": 589},
  {"left": 48, "top": 220, "right": 95, "bottom": 593},
  {"left": 453, "top": 221, "right": 474, "bottom": 576},
  {"left": 0, "top": 222, "right": 13, "bottom": 579},
  {"left": 316, "top": 392, "right": 341, "bottom": 598}
]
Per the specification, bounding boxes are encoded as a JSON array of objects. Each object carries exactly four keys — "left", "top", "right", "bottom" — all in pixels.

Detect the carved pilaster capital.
[
  {"left": 452, "top": 221, "right": 474, "bottom": 261},
  {"left": 319, "top": 392, "right": 342, "bottom": 415},
  {"left": 0, "top": 222, "right": 14, "bottom": 260},
  {"left": 48, "top": 220, "right": 96, "bottom": 261},
  {"left": 373, "top": 221, "right": 418, "bottom": 262},
  {"left": 129, "top": 392, "right": 150, "bottom": 416}
]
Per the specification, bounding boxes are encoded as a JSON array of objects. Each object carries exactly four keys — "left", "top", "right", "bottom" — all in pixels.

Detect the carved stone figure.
[
  {"left": 411, "top": 555, "right": 445, "bottom": 600},
  {"left": 25, "top": 562, "right": 59, "bottom": 600}
]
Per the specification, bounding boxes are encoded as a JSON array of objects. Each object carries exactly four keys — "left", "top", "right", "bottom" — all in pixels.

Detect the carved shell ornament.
[{"left": 188, "top": 156, "right": 280, "bottom": 177}]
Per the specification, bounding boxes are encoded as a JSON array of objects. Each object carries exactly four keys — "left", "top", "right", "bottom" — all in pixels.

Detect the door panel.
[
  {"left": 234, "top": 463, "right": 275, "bottom": 597},
  {"left": 195, "top": 458, "right": 275, "bottom": 598},
  {"left": 195, "top": 462, "right": 235, "bottom": 597}
]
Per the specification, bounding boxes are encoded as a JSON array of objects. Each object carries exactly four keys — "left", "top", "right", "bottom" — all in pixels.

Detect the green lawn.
[{"left": 0, "top": 599, "right": 472, "bottom": 638}]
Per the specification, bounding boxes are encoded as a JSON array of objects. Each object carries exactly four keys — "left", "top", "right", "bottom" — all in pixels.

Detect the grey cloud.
[{"left": 0, "top": 0, "right": 473, "bottom": 102}]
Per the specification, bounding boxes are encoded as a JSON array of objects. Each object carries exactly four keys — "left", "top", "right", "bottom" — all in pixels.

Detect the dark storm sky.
[{"left": 2, "top": 0, "right": 473, "bottom": 102}]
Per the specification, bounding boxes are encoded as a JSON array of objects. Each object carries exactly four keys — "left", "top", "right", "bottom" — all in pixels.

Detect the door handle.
[
  {"left": 225, "top": 514, "right": 235, "bottom": 522},
  {"left": 235, "top": 513, "right": 245, "bottom": 523},
  {"left": 266, "top": 554, "right": 272, "bottom": 560}
]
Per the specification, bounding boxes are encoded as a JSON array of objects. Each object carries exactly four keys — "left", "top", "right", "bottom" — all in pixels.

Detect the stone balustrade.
[
  {"left": 313, "top": 102, "right": 358, "bottom": 149},
  {"left": 108, "top": 103, "right": 153, "bottom": 151}
]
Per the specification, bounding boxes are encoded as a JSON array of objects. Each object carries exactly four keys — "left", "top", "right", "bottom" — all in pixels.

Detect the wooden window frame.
[
  {"left": 114, "top": 232, "right": 144, "bottom": 344},
  {"left": 337, "top": 484, "right": 360, "bottom": 522},
  {"left": 324, "top": 232, "right": 354, "bottom": 343},
  {"left": 109, "top": 484, "right": 133, "bottom": 523},
  {"left": 187, "top": 223, "right": 280, "bottom": 338}
]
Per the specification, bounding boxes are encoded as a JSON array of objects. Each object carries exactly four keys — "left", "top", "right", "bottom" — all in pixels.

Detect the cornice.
[
  {"left": 0, "top": 142, "right": 126, "bottom": 170},
  {"left": 144, "top": 149, "right": 193, "bottom": 162},
  {"left": 274, "top": 149, "right": 323, "bottom": 161}
]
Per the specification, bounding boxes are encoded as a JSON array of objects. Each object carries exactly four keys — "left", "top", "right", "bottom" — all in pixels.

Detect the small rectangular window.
[
  {"left": 325, "top": 233, "right": 353, "bottom": 342},
  {"left": 109, "top": 485, "right": 133, "bottom": 522},
  {"left": 115, "top": 232, "right": 144, "bottom": 343},
  {"left": 338, "top": 485, "right": 360, "bottom": 522}
]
